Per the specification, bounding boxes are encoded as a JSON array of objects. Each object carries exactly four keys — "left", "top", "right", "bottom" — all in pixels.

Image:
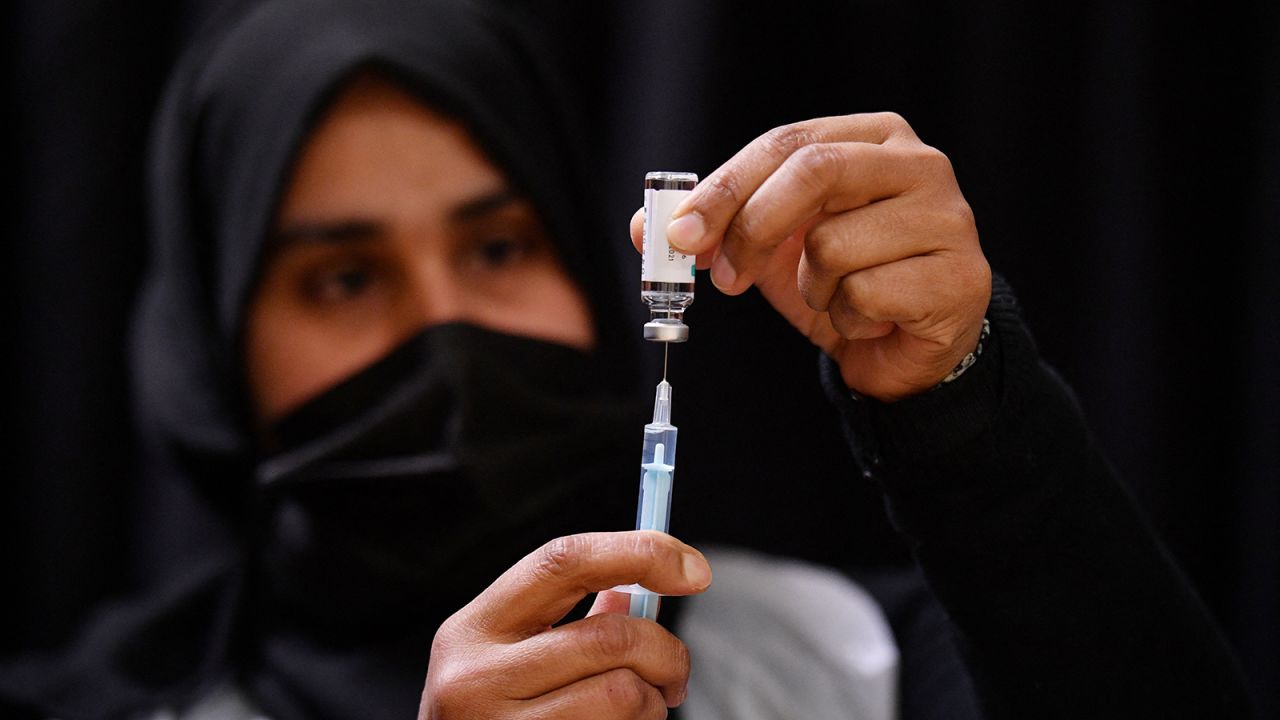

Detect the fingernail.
[
  {"left": 682, "top": 552, "right": 712, "bottom": 590},
  {"left": 666, "top": 212, "right": 706, "bottom": 253},
  {"left": 710, "top": 252, "right": 737, "bottom": 291}
]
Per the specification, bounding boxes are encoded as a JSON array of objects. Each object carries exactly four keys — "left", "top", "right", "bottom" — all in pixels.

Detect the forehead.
[{"left": 275, "top": 73, "right": 509, "bottom": 228}]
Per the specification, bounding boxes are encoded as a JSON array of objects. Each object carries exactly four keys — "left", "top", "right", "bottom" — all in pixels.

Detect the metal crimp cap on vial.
[
  {"left": 643, "top": 318, "right": 689, "bottom": 343},
  {"left": 644, "top": 171, "right": 698, "bottom": 190}
]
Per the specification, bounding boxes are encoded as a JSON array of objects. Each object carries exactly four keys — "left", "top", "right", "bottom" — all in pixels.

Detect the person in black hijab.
[
  {"left": 133, "top": 0, "right": 690, "bottom": 716},
  {"left": 2, "top": 0, "right": 1253, "bottom": 718},
  {"left": 6, "top": 0, "right": 665, "bottom": 716}
]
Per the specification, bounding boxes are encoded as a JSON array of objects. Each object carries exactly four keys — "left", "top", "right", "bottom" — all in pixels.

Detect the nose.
[{"left": 401, "top": 260, "right": 467, "bottom": 332}]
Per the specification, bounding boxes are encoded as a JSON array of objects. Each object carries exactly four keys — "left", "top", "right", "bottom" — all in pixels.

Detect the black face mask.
[{"left": 249, "top": 324, "right": 645, "bottom": 650}]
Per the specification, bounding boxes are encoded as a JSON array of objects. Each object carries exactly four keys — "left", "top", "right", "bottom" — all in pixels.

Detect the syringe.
[
  {"left": 628, "top": 379, "right": 678, "bottom": 621},
  {"left": 626, "top": 169, "right": 695, "bottom": 621}
]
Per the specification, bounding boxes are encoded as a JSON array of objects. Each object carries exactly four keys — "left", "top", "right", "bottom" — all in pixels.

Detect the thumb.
[{"left": 629, "top": 207, "right": 644, "bottom": 254}]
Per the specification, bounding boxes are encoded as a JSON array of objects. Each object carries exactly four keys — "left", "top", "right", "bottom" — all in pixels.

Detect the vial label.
[{"left": 642, "top": 187, "right": 696, "bottom": 284}]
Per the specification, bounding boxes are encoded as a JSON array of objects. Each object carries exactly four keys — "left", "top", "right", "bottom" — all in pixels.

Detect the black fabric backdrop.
[{"left": 7, "top": 0, "right": 1278, "bottom": 715}]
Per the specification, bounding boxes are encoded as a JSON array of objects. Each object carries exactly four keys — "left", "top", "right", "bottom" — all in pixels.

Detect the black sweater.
[{"left": 820, "top": 276, "right": 1253, "bottom": 718}]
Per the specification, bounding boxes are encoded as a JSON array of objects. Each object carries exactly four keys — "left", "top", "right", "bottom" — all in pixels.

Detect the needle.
[{"left": 663, "top": 342, "right": 669, "bottom": 381}]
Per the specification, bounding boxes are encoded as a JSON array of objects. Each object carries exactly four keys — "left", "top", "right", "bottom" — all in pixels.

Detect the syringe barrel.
[
  {"left": 630, "top": 382, "right": 679, "bottom": 621},
  {"left": 635, "top": 422, "right": 677, "bottom": 534}
]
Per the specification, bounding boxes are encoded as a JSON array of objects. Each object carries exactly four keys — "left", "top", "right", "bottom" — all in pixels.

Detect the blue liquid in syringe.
[
  {"left": 629, "top": 380, "right": 678, "bottom": 621},
  {"left": 636, "top": 425, "right": 677, "bottom": 534}
]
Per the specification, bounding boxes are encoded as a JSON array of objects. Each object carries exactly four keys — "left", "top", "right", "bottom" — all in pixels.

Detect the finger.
[
  {"left": 464, "top": 531, "right": 711, "bottom": 639},
  {"left": 796, "top": 192, "right": 970, "bottom": 312},
  {"left": 831, "top": 254, "right": 984, "bottom": 347},
  {"left": 719, "top": 141, "right": 946, "bottom": 295},
  {"left": 501, "top": 612, "right": 690, "bottom": 706},
  {"left": 636, "top": 204, "right": 712, "bottom": 269},
  {"left": 630, "top": 206, "right": 644, "bottom": 254},
  {"left": 826, "top": 293, "right": 897, "bottom": 341},
  {"left": 588, "top": 589, "right": 635, "bottom": 617},
  {"left": 664, "top": 112, "right": 920, "bottom": 259},
  {"left": 517, "top": 668, "right": 670, "bottom": 720}
]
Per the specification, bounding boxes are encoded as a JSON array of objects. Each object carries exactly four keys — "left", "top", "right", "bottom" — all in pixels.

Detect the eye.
[
  {"left": 475, "top": 236, "right": 529, "bottom": 268},
  {"left": 305, "top": 263, "right": 376, "bottom": 303}
]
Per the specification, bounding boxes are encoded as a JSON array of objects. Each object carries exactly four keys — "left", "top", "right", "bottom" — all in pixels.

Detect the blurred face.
[{"left": 245, "top": 75, "right": 595, "bottom": 423}]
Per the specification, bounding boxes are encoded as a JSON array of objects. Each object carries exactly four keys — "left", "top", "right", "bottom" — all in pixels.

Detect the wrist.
[
  {"left": 935, "top": 318, "right": 991, "bottom": 388},
  {"left": 841, "top": 317, "right": 992, "bottom": 404}
]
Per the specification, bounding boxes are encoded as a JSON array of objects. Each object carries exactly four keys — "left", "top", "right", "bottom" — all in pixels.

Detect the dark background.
[{"left": 7, "top": 0, "right": 1277, "bottom": 715}]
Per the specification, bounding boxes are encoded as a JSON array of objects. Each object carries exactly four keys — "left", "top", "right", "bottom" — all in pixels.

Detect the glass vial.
[{"left": 641, "top": 171, "right": 698, "bottom": 342}]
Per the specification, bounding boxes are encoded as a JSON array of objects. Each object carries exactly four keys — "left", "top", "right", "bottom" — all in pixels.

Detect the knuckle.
[
  {"left": 426, "top": 633, "right": 485, "bottom": 688},
  {"left": 879, "top": 110, "right": 908, "bottom": 126},
  {"left": 916, "top": 144, "right": 953, "bottom": 173},
  {"left": 424, "top": 659, "right": 483, "bottom": 717},
  {"left": 429, "top": 625, "right": 455, "bottom": 660},
  {"left": 761, "top": 121, "right": 821, "bottom": 159},
  {"left": 929, "top": 197, "right": 979, "bottom": 256},
  {"left": 830, "top": 300, "right": 873, "bottom": 340},
  {"left": 797, "top": 269, "right": 827, "bottom": 313},
  {"left": 426, "top": 662, "right": 464, "bottom": 698},
  {"left": 630, "top": 530, "right": 676, "bottom": 569},
  {"left": 802, "top": 220, "right": 843, "bottom": 275},
  {"left": 973, "top": 254, "right": 993, "bottom": 290},
  {"left": 932, "top": 201, "right": 976, "bottom": 244},
  {"left": 840, "top": 274, "right": 892, "bottom": 324},
  {"left": 788, "top": 143, "right": 843, "bottom": 192},
  {"left": 672, "top": 638, "right": 692, "bottom": 682},
  {"left": 430, "top": 609, "right": 474, "bottom": 658},
  {"left": 701, "top": 171, "right": 747, "bottom": 211},
  {"left": 872, "top": 110, "right": 910, "bottom": 135},
  {"left": 839, "top": 271, "right": 869, "bottom": 308},
  {"left": 597, "top": 669, "right": 651, "bottom": 714},
  {"left": 583, "top": 614, "right": 633, "bottom": 659},
  {"left": 829, "top": 310, "right": 860, "bottom": 339},
  {"left": 950, "top": 199, "right": 977, "bottom": 231},
  {"left": 960, "top": 255, "right": 993, "bottom": 308},
  {"left": 533, "top": 534, "right": 586, "bottom": 582}
]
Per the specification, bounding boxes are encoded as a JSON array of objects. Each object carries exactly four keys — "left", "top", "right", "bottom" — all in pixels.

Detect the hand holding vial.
[{"left": 629, "top": 113, "right": 992, "bottom": 402}]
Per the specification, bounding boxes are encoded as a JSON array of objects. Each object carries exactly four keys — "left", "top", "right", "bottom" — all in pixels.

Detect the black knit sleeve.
[{"left": 820, "top": 275, "right": 1254, "bottom": 719}]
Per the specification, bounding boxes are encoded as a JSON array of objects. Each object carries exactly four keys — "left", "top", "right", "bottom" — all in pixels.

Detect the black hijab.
[
  {"left": 137, "top": 0, "right": 635, "bottom": 465},
  {"left": 4, "top": 1, "right": 642, "bottom": 717}
]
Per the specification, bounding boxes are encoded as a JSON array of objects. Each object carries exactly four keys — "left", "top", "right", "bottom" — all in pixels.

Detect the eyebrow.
[
  {"left": 270, "top": 219, "right": 381, "bottom": 249},
  {"left": 270, "top": 187, "right": 522, "bottom": 250},
  {"left": 451, "top": 187, "right": 520, "bottom": 221}
]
